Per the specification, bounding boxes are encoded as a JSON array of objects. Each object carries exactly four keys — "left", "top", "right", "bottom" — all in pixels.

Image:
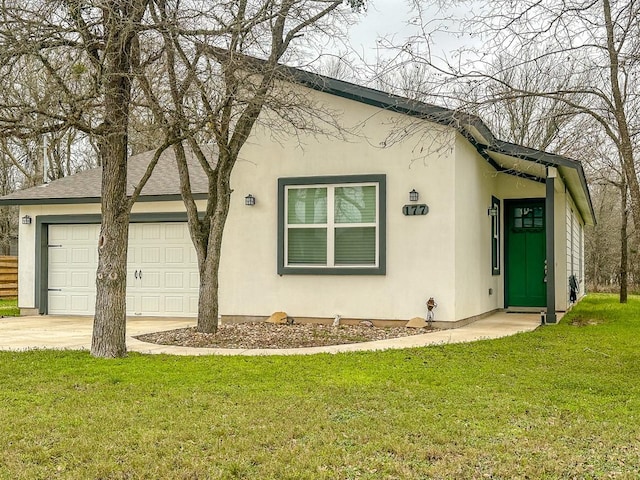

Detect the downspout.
[{"left": 545, "top": 167, "right": 557, "bottom": 324}]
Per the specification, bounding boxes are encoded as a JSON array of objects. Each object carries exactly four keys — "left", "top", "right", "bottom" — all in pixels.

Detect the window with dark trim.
[
  {"left": 277, "top": 175, "right": 386, "bottom": 275},
  {"left": 491, "top": 196, "right": 500, "bottom": 275}
]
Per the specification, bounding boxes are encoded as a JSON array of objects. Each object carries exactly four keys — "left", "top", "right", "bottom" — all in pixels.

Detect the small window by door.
[
  {"left": 512, "top": 205, "right": 544, "bottom": 230},
  {"left": 491, "top": 196, "right": 500, "bottom": 275}
]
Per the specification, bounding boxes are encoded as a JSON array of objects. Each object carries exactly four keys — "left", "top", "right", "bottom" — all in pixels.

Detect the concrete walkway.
[{"left": 0, "top": 311, "right": 544, "bottom": 356}]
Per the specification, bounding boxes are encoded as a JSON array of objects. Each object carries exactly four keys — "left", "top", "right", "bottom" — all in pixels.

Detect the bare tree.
[
  {"left": 138, "top": 0, "right": 365, "bottom": 333},
  {"left": 0, "top": 0, "right": 167, "bottom": 357},
  {"left": 458, "top": 1, "right": 638, "bottom": 240}
]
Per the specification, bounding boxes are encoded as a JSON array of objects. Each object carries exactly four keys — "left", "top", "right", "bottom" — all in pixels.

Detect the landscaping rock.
[
  {"left": 266, "top": 311, "right": 288, "bottom": 324},
  {"left": 406, "top": 317, "right": 428, "bottom": 328},
  {"left": 135, "top": 322, "right": 428, "bottom": 349}
]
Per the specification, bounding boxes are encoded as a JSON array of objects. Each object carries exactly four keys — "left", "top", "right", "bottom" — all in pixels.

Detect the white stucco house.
[{"left": 0, "top": 67, "right": 595, "bottom": 326}]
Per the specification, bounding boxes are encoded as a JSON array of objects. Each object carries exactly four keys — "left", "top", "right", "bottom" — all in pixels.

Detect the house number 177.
[{"left": 402, "top": 204, "right": 429, "bottom": 216}]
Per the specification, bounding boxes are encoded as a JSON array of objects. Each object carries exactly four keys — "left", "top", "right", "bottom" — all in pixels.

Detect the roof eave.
[
  {"left": 480, "top": 141, "right": 596, "bottom": 226},
  {"left": 0, "top": 193, "right": 208, "bottom": 207}
]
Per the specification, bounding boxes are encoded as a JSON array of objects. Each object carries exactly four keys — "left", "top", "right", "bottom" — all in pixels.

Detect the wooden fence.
[{"left": 0, "top": 256, "right": 18, "bottom": 299}]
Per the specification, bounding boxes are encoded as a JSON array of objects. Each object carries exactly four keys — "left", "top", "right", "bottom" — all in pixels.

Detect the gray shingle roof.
[{"left": 0, "top": 147, "right": 213, "bottom": 205}]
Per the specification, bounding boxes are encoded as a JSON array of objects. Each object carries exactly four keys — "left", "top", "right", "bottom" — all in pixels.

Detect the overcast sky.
[
  {"left": 346, "top": 1, "right": 482, "bottom": 63},
  {"left": 349, "top": 1, "right": 419, "bottom": 55}
]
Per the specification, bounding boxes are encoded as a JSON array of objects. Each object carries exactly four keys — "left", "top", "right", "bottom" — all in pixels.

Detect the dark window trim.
[
  {"left": 491, "top": 195, "right": 501, "bottom": 276},
  {"left": 277, "top": 174, "right": 386, "bottom": 275}
]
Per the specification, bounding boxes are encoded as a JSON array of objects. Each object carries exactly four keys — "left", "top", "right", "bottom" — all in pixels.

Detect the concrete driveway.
[{"left": 0, "top": 312, "right": 544, "bottom": 356}]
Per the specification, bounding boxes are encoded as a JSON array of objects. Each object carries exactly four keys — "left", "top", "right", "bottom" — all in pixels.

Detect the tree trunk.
[
  {"left": 91, "top": 204, "right": 130, "bottom": 357},
  {"left": 197, "top": 249, "right": 221, "bottom": 333},
  {"left": 91, "top": 128, "right": 131, "bottom": 357},
  {"left": 90, "top": 2, "right": 138, "bottom": 357},
  {"left": 620, "top": 178, "right": 628, "bottom": 303},
  {"left": 196, "top": 163, "right": 233, "bottom": 334},
  {"left": 603, "top": 0, "right": 640, "bottom": 264}
]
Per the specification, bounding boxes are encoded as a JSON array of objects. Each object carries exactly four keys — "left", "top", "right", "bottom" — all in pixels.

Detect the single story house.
[{"left": 0, "top": 67, "right": 595, "bottom": 326}]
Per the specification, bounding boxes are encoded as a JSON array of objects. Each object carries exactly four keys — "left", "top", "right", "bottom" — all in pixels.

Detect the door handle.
[
  {"left": 139, "top": 270, "right": 142, "bottom": 279},
  {"left": 134, "top": 270, "right": 138, "bottom": 279}
]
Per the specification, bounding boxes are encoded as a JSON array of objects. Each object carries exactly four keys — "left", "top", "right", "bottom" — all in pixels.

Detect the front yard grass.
[
  {"left": 1, "top": 293, "right": 639, "bottom": 479},
  {"left": 0, "top": 298, "right": 19, "bottom": 317}
]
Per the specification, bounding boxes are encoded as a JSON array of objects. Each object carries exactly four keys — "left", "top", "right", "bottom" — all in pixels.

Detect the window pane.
[
  {"left": 335, "top": 227, "right": 376, "bottom": 265},
  {"left": 335, "top": 186, "right": 376, "bottom": 224},
  {"left": 288, "top": 188, "right": 327, "bottom": 224},
  {"left": 288, "top": 228, "right": 327, "bottom": 265}
]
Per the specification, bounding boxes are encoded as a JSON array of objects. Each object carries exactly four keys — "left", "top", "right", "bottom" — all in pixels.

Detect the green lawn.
[
  {"left": 1, "top": 294, "right": 639, "bottom": 479},
  {"left": 0, "top": 298, "right": 19, "bottom": 317}
]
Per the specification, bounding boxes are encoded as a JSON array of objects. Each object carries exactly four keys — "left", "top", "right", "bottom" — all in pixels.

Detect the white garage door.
[{"left": 47, "top": 223, "right": 199, "bottom": 316}]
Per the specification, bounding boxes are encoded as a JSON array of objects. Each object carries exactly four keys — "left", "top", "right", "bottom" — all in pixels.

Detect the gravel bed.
[{"left": 135, "top": 322, "right": 431, "bottom": 349}]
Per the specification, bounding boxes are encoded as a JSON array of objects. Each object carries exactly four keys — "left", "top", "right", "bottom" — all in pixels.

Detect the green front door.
[{"left": 506, "top": 200, "right": 546, "bottom": 307}]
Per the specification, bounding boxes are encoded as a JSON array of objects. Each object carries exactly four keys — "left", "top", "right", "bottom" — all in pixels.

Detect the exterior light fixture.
[
  {"left": 487, "top": 207, "right": 498, "bottom": 217},
  {"left": 21, "top": 215, "right": 32, "bottom": 225},
  {"left": 244, "top": 194, "right": 256, "bottom": 206},
  {"left": 409, "top": 189, "right": 419, "bottom": 202}
]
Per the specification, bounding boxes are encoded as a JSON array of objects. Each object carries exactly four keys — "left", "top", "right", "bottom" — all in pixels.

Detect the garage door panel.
[
  {"left": 141, "top": 248, "right": 160, "bottom": 264},
  {"left": 49, "top": 227, "right": 69, "bottom": 242},
  {"left": 140, "top": 296, "right": 160, "bottom": 312},
  {"left": 71, "top": 295, "right": 90, "bottom": 312},
  {"left": 164, "top": 272, "right": 184, "bottom": 288},
  {"left": 72, "top": 226, "right": 91, "bottom": 240},
  {"left": 49, "top": 222, "right": 198, "bottom": 317},
  {"left": 141, "top": 224, "right": 161, "bottom": 240},
  {"left": 71, "top": 272, "right": 90, "bottom": 288},
  {"left": 165, "top": 224, "right": 187, "bottom": 239},
  {"left": 165, "top": 247, "right": 184, "bottom": 263},
  {"left": 49, "top": 294, "right": 68, "bottom": 312},
  {"left": 49, "top": 249, "right": 68, "bottom": 264},
  {"left": 140, "top": 272, "right": 160, "bottom": 288},
  {"left": 49, "top": 272, "right": 67, "bottom": 288},
  {"left": 126, "top": 294, "right": 135, "bottom": 311},
  {"left": 189, "top": 297, "right": 199, "bottom": 312},
  {"left": 165, "top": 296, "right": 186, "bottom": 312},
  {"left": 189, "top": 272, "right": 199, "bottom": 289},
  {"left": 71, "top": 248, "right": 90, "bottom": 264}
]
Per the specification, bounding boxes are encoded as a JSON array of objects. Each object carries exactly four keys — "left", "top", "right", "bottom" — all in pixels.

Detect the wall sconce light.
[
  {"left": 244, "top": 194, "right": 256, "bottom": 206},
  {"left": 409, "top": 189, "right": 419, "bottom": 202},
  {"left": 21, "top": 215, "right": 32, "bottom": 225},
  {"left": 487, "top": 207, "right": 498, "bottom": 217}
]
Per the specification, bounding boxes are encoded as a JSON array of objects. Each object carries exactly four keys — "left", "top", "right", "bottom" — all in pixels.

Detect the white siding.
[{"left": 566, "top": 200, "right": 585, "bottom": 305}]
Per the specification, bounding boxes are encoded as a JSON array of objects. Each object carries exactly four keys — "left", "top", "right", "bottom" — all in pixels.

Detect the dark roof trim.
[
  {"left": 461, "top": 132, "right": 545, "bottom": 184},
  {"left": 271, "top": 61, "right": 595, "bottom": 224},
  {"left": 481, "top": 140, "right": 595, "bottom": 222},
  {"left": 286, "top": 67, "right": 494, "bottom": 135},
  {"left": 486, "top": 140, "right": 579, "bottom": 169},
  {"left": 0, "top": 193, "right": 208, "bottom": 206}
]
